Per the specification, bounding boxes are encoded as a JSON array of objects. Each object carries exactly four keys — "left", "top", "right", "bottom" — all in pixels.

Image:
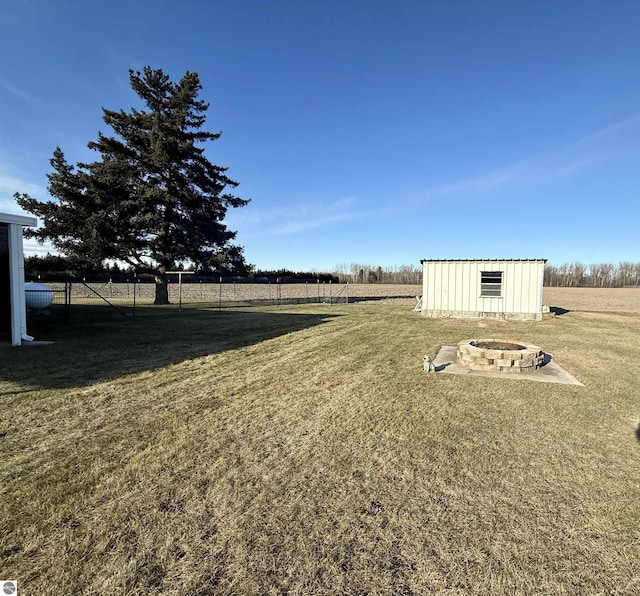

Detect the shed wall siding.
[{"left": 421, "top": 260, "right": 544, "bottom": 320}]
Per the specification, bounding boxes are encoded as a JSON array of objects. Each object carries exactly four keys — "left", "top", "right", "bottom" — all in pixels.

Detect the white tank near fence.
[{"left": 25, "top": 282, "right": 54, "bottom": 309}]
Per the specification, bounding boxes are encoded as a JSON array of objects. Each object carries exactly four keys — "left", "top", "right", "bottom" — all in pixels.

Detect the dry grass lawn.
[
  {"left": 544, "top": 286, "right": 640, "bottom": 313},
  {"left": 1, "top": 295, "right": 639, "bottom": 594}
]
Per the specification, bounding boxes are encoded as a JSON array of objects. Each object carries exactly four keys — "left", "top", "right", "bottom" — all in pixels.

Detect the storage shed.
[
  {"left": 420, "top": 259, "right": 546, "bottom": 321},
  {"left": 1, "top": 212, "right": 37, "bottom": 345}
]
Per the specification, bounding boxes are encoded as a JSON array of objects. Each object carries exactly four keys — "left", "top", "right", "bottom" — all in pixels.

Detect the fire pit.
[{"left": 457, "top": 339, "right": 544, "bottom": 373}]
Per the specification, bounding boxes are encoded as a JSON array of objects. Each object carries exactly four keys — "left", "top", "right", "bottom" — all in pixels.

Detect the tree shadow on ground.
[
  {"left": 1, "top": 307, "right": 340, "bottom": 390},
  {"left": 636, "top": 424, "right": 640, "bottom": 444}
]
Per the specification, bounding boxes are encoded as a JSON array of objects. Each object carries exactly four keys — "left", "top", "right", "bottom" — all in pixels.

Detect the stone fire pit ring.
[{"left": 457, "top": 339, "right": 544, "bottom": 373}]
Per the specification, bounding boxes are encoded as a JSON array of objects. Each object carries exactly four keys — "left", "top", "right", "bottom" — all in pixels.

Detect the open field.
[
  {"left": 2, "top": 294, "right": 640, "bottom": 594},
  {"left": 48, "top": 281, "right": 423, "bottom": 306},
  {"left": 543, "top": 287, "right": 640, "bottom": 313},
  {"left": 45, "top": 282, "right": 640, "bottom": 313}
]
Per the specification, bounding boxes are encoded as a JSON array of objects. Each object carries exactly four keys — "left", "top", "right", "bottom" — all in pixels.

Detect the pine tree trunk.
[{"left": 154, "top": 273, "right": 170, "bottom": 305}]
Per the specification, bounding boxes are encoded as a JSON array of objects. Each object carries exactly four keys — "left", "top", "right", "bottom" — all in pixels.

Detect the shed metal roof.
[{"left": 420, "top": 258, "right": 547, "bottom": 264}]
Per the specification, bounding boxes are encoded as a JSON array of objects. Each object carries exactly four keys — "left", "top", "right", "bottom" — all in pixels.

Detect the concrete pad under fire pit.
[{"left": 432, "top": 346, "right": 584, "bottom": 386}]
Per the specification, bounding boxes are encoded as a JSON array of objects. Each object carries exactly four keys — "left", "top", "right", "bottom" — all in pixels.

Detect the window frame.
[{"left": 480, "top": 270, "right": 503, "bottom": 298}]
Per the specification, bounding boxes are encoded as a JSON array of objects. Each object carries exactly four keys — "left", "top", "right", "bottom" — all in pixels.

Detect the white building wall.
[
  {"left": 421, "top": 259, "right": 545, "bottom": 321},
  {"left": 1, "top": 212, "right": 37, "bottom": 345}
]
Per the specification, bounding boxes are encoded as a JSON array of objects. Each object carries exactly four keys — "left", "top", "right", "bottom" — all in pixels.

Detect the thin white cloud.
[
  {"left": 421, "top": 167, "right": 525, "bottom": 201},
  {"left": 273, "top": 211, "right": 359, "bottom": 235},
  {"left": 418, "top": 112, "right": 640, "bottom": 203},
  {"left": 0, "top": 164, "right": 46, "bottom": 234},
  {"left": 0, "top": 169, "right": 45, "bottom": 202},
  {"left": 23, "top": 241, "right": 55, "bottom": 255},
  {"left": 229, "top": 115, "right": 619, "bottom": 237},
  {"left": 0, "top": 78, "right": 43, "bottom": 106},
  {"left": 422, "top": 156, "right": 596, "bottom": 201},
  {"left": 575, "top": 112, "right": 640, "bottom": 147},
  {"left": 226, "top": 196, "right": 363, "bottom": 237},
  {"left": 0, "top": 181, "right": 56, "bottom": 255}
]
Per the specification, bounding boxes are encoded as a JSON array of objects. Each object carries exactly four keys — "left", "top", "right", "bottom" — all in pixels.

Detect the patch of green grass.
[{"left": 1, "top": 305, "right": 639, "bottom": 594}]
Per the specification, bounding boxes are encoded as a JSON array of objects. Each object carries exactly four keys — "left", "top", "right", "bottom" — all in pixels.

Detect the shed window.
[{"left": 480, "top": 271, "right": 502, "bottom": 297}]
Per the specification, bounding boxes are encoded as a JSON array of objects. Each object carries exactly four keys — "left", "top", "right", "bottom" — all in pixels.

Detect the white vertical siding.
[
  {"left": 1, "top": 213, "right": 37, "bottom": 345},
  {"left": 8, "top": 223, "right": 26, "bottom": 345},
  {"left": 421, "top": 260, "right": 545, "bottom": 319}
]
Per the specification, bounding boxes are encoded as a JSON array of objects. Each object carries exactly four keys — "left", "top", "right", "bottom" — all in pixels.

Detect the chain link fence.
[{"left": 27, "top": 279, "right": 421, "bottom": 327}]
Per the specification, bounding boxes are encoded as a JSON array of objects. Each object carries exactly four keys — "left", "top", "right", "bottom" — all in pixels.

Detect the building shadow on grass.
[
  {"left": 636, "top": 424, "right": 640, "bottom": 444},
  {"left": 1, "top": 307, "right": 340, "bottom": 390}
]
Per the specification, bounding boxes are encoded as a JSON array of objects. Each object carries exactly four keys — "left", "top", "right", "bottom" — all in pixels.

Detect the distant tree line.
[
  {"left": 330, "top": 263, "right": 422, "bottom": 284},
  {"left": 24, "top": 255, "right": 336, "bottom": 283},
  {"left": 331, "top": 261, "right": 640, "bottom": 287},
  {"left": 23, "top": 253, "right": 250, "bottom": 283},
  {"left": 24, "top": 254, "right": 125, "bottom": 282},
  {"left": 252, "top": 269, "right": 337, "bottom": 283},
  {"left": 544, "top": 262, "right": 640, "bottom": 287},
  {"left": 24, "top": 256, "right": 640, "bottom": 288}
]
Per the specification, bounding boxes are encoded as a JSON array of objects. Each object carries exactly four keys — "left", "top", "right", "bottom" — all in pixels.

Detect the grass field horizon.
[
  {"left": 41, "top": 281, "right": 640, "bottom": 316},
  {"left": 2, "top": 288, "right": 639, "bottom": 594}
]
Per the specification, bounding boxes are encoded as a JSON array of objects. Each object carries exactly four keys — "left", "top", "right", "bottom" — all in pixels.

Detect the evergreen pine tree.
[{"left": 16, "top": 67, "right": 250, "bottom": 304}]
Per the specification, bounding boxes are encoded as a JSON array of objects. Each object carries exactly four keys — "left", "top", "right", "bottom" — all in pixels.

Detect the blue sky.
[{"left": 1, "top": 0, "right": 639, "bottom": 271}]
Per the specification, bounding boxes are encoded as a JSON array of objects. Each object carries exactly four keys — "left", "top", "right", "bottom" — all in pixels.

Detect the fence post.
[
  {"left": 329, "top": 280, "right": 332, "bottom": 306},
  {"left": 277, "top": 277, "right": 281, "bottom": 308},
  {"left": 64, "top": 281, "right": 71, "bottom": 324},
  {"left": 346, "top": 281, "right": 349, "bottom": 304},
  {"left": 133, "top": 272, "right": 137, "bottom": 319},
  {"left": 317, "top": 279, "right": 320, "bottom": 304},
  {"left": 218, "top": 276, "right": 222, "bottom": 312}
]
